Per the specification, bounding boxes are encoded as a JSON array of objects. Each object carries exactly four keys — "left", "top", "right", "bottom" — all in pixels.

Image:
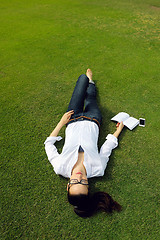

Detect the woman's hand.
[
  {"left": 50, "top": 110, "right": 74, "bottom": 137},
  {"left": 59, "top": 110, "right": 74, "bottom": 126},
  {"left": 116, "top": 122, "right": 124, "bottom": 133},
  {"left": 113, "top": 122, "right": 124, "bottom": 138}
]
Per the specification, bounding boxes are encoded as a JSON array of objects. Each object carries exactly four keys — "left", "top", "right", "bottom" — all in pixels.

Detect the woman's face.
[{"left": 67, "top": 172, "right": 89, "bottom": 195}]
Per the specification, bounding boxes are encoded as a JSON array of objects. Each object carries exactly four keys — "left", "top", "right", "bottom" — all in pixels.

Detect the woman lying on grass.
[{"left": 44, "top": 69, "right": 124, "bottom": 217}]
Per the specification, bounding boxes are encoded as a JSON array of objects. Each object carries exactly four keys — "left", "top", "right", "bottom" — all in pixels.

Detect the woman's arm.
[
  {"left": 113, "top": 122, "right": 124, "bottom": 138},
  {"left": 100, "top": 122, "right": 124, "bottom": 169},
  {"left": 50, "top": 110, "right": 74, "bottom": 137}
]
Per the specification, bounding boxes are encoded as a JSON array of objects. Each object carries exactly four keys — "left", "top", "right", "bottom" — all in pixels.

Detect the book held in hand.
[{"left": 111, "top": 112, "right": 139, "bottom": 130}]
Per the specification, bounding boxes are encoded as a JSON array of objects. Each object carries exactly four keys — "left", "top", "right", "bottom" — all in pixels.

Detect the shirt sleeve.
[
  {"left": 44, "top": 136, "right": 62, "bottom": 163},
  {"left": 100, "top": 134, "right": 118, "bottom": 168}
]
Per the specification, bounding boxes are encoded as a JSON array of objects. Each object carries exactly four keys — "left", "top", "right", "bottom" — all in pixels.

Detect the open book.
[{"left": 111, "top": 112, "right": 139, "bottom": 130}]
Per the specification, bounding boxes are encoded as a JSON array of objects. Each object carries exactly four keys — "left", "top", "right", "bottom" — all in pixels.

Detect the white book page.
[
  {"left": 123, "top": 117, "right": 139, "bottom": 130},
  {"left": 111, "top": 112, "right": 130, "bottom": 122}
]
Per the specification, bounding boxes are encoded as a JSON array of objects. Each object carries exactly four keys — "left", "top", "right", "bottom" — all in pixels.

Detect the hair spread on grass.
[{"left": 68, "top": 191, "right": 122, "bottom": 217}]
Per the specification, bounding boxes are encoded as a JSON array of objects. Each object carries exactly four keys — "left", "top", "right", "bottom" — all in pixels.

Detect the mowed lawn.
[{"left": 0, "top": 0, "right": 159, "bottom": 239}]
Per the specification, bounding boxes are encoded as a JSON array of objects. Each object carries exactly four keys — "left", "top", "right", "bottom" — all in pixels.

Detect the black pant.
[{"left": 67, "top": 74, "right": 102, "bottom": 127}]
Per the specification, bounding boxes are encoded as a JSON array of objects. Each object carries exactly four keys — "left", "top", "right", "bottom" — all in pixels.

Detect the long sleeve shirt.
[{"left": 44, "top": 120, "right": 118, "bottom": 178}]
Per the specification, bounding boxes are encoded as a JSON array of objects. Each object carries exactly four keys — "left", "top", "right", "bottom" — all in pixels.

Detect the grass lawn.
[{"left": 0, "top": 0, "right": 160, "bottom": 239}]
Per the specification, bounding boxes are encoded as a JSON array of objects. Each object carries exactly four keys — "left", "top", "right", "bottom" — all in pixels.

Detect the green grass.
[{"left": 0, "top": 0, "right": 160, "bottom": 239}]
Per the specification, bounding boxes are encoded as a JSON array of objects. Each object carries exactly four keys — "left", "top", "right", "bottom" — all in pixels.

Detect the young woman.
[{"left": 44, "top": 69, "right": 124, "bottom": 217}]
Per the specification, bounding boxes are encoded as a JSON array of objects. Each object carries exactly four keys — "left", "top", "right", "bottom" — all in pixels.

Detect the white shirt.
[{"left": 44, "top": 121, "right": 118, "bottom": 178}]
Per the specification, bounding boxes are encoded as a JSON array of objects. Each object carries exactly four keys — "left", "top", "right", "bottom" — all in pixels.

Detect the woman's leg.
[
  {"left": 84, "top": 83, "right": 102, "bottom": 125},
  {"left": 83, "top": 69, "right": 102, "bottom": 125},
  {"left": 67, "top": 74, "right": 89, "bottom": 116}
]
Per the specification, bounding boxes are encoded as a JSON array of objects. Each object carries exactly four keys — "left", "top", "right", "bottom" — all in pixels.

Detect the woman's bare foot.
[{"left": 86, "top": 69, "right": 93, "bottom": 81}]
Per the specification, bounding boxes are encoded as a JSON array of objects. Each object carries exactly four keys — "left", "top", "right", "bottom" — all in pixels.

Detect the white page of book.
[
  {"left": 124, "top": 117, "right": 139, "bottom": 130},
  {"left": 111, "top": 112, "right": 130, "bottom": 122}
]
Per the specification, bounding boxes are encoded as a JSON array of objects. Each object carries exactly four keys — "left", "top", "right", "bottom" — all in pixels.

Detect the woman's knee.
[{"left": 77, "top": 74, "right": 89, "bottom": 84}]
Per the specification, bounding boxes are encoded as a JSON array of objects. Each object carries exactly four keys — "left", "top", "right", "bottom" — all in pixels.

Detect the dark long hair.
[{"left": 68, "top": 191, "right": 122, "bottom": 217}]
